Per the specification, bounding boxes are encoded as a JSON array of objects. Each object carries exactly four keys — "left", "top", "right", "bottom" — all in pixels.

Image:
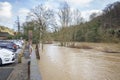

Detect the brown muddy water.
[{"left": 38, "top": 43, "right": 120, "bottom": 80}]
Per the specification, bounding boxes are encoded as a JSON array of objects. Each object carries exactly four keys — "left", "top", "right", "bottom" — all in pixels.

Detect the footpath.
[
  {"left": 7, "top": 45, "right": 42, "bottom": 80},
  {"left": 7, "top": 46, "right": 29, "bottom": 80}
]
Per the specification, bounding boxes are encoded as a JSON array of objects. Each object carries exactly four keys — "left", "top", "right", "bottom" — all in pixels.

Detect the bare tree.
[
  {"left": 28, "top": 4, "right": 55, "bottom": 49},
  {"left": 73, "top": 9, "right": 84, "bottom": 25},
  {"left": 58, "top": 1, "right": 71, "bottom": 27},
  {"left": 57, "top": 1, "right": 72, "bottom": 46}
]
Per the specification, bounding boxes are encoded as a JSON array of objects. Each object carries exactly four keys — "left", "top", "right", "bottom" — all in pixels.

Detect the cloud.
[
  {"left": 81, "top": 10, "right": 102, "bottom": 21},
  {"left": 18, "top": 8, "right": 30, "bottom": 16},
  {"left": 0, "top": 2, "right": 13, "bottom": 29},
  {"left": 18, "top": 8, "right": 30, "bottom": 22},
  {"left": 67, "top": 0, "right": 93, "bottom": 5},
  {"left": 0, "top": 2, "right": 12, "bottom": 21},
  {"left": 45, "top": 0, "right": 93, "bottom": 9},
  {"left": 54, "top": 0, "right": 93, "bottom": 8}
]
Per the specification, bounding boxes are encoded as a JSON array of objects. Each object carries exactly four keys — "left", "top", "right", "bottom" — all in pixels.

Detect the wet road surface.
[{"left": 39, "top": 44, "right": 120, "bottom": 80}]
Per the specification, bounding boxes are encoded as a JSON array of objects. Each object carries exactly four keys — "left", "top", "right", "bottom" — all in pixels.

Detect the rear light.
[{"left": 13, "top": 44, "right": 17, "bottom": 49}]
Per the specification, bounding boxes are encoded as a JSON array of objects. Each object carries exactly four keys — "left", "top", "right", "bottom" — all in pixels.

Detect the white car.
[{"left": 0, "top": 48, "right": 15, "bottom": 65}]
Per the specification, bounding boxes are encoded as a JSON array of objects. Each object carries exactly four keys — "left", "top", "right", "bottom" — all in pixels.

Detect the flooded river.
[{"left": 38, "top": 44, "right": 120, "bottom": 80}]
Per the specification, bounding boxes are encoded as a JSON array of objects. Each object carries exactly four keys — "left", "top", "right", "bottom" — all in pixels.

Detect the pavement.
[
  {"left": 7, "top": 57, "right": 28, "bottom": 80},
  {"left": 30, "top": 49, "right": 42, "bottom": 80}
]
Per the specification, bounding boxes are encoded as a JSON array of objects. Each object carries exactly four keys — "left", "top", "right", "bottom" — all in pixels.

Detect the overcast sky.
[{"left": 0, "top": 0, "right": 119, "bottom": 30}]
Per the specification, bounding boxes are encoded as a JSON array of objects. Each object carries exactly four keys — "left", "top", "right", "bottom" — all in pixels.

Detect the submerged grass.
[
  {"left": 68, "top": 42, "right": 93, "bottom": 49},
  {"left": 67, "top": 42, "right": 120, "bottom": 53}
]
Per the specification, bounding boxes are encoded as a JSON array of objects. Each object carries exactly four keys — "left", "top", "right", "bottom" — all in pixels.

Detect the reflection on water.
[{"left": 39, "top": 44, "right": 120, "bottom": 80}]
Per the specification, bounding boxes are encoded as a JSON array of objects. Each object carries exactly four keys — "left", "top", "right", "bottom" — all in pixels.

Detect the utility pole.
[
  {"left": 17, "top": 16, "right": 20, "bottom": 33},
  {"left": 14, "top": 16, "right": 21, "bottom": 39}
]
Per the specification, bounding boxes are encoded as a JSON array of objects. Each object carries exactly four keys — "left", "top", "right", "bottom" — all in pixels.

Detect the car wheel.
[{"left": 0, "top": 58, "right": 2, "bottom": 65}]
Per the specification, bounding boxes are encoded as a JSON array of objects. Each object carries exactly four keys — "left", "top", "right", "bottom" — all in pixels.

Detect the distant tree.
[
  {"left": 89, "top": 13, "right": 98, "bottom": 20},
  {"left": 101, "top": 1, "right": 120, "bottom": 42},
  {"left": 102, "top": 1, "right": 120, "bottom": 29}
]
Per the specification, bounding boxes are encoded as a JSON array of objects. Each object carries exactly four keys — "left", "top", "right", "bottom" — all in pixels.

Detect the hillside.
[{"left": 52, "top": 1, "right": 120, "bottom": 43}]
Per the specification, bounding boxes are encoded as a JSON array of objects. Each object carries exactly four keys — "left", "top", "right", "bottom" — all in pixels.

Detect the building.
[{"left": 0, "top": 32, "right": 11, "bottom": 40}]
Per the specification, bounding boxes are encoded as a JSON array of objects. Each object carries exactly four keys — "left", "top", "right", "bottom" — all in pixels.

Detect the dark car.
[{"left": 0, "top": 41, "right": 17, "bottom": 52}]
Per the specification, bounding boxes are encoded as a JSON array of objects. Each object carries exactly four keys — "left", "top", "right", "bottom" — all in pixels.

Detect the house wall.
[{"left": 0, "top": 37, "right": 7, "bottom": 40}]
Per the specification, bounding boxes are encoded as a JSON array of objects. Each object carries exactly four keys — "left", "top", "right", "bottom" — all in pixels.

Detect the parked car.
[
  {"left": 0, "top": 48, "right": 15, "bottom": 65},
  {"left": 0, "top": 41, "right": 17, "bottom": 52},
  {"left": 9, "top": 40, "right": 23, "bottom": 49},
  {"left": 13, "top": 41, "right": 22, "bottom": 49}
]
